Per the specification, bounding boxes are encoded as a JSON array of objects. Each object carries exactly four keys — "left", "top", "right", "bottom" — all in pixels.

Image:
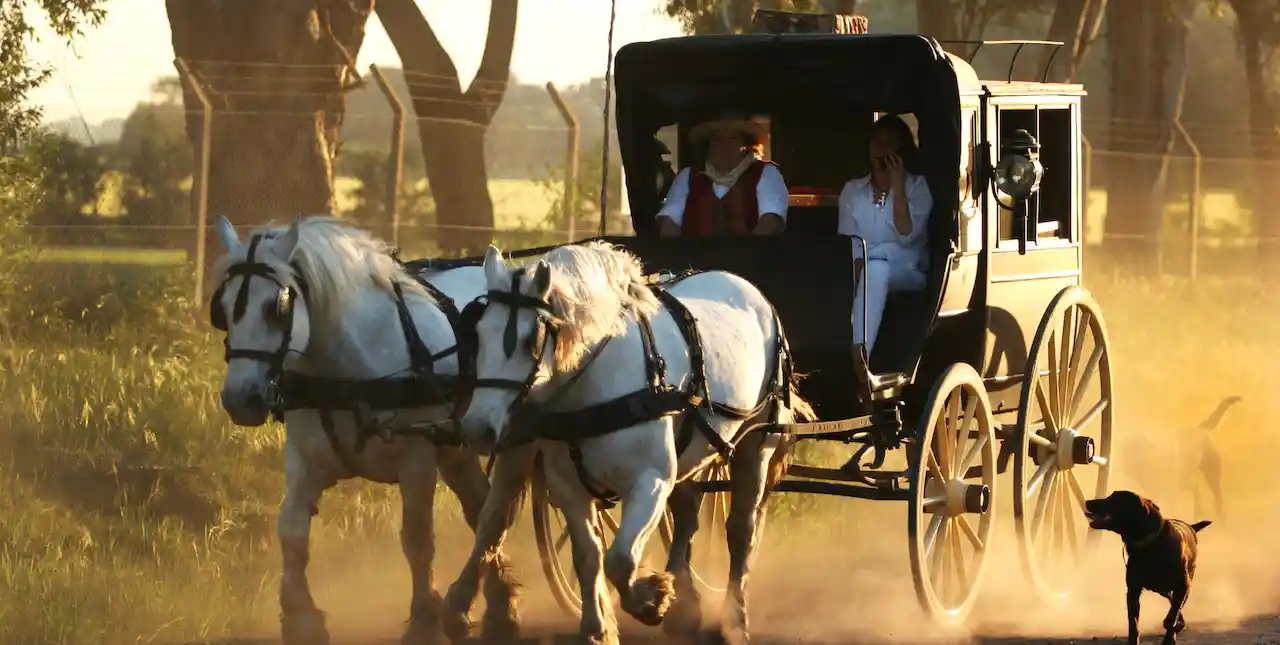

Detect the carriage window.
[{"left": 995, "top": 106, "right": 1075, "bottom": 246}]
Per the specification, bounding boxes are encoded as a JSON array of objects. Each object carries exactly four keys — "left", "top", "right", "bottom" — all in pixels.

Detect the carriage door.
[{"left": 983, "top": 98, "right": 1084, "bottom": 413}]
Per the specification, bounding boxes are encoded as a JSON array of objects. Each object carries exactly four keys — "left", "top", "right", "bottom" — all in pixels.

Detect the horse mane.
[
  {"left": 213, "top": 216, "right": 431, "bottom": 330},
  {"left": 538, "top": 241, "right": 660, "bottom": 373}
]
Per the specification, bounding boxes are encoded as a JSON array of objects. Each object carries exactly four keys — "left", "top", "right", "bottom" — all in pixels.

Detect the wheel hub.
[
  {"left": 1055, "top": 428, "right": 1095, "bottom": 470},
  {"left": 940, "top": 479, "right": 990, "bottom": 516}
]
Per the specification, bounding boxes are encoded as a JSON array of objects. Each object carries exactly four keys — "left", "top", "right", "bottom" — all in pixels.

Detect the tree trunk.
[
  {"left": 1102, "top": 0, "right": 1173, "bottom": 270},
  {"left": 1228, "top": 0, "right": 1280, "bottom": 264},
  {"left": 917, "top": 0, "right": 959, "bottom": 42},
  {"left": 1038, "top": 0, "right": 1107, "bottom": 82},
  {"left": 167, "top": 0, "right": 372, "bottom": 235},
  {"left": 820, "top": 0, "right": 858, "bottom": 13},
  {"left": 375, "top": 0, "right": 518, "bottom": 256}
]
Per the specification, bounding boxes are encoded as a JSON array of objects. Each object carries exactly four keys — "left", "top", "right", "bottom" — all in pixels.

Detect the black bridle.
[
  {"left": 466, "top": 269, "right": 559, "bottom": 402},
  {"left": 209, "top": 233, "right": 308, "bottom": 408}
]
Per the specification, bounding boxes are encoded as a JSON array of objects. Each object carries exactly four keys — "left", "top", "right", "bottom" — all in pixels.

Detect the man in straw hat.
[{"left": 656, "top": 114, "right": 789, "bottom": 236}]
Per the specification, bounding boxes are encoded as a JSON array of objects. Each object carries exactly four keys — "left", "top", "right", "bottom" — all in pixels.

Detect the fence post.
[
  {"left": 1172, "top": 118, "right": 1201, "bottom": 281},
  {"left": 546, "top": 82, "right": 580, "bottom": 242},
  {"left": 369, "top": 64, "right": 405, "bottom": 247},
  {"left": 175, "top": 57, "right": 212, "bottom": 307}
]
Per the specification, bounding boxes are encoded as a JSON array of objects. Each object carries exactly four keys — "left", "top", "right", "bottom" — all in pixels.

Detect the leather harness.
[
  {"left": 210, "top": 243, "right": 467, "bottom": 483},
  {"left": 463, "top": 268, "right": 796, "bottom": 507}
]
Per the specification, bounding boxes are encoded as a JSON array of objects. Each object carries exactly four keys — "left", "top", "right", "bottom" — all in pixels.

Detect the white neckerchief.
[{"left": 703, "top": 153, "right": 756, "bottom": 189}]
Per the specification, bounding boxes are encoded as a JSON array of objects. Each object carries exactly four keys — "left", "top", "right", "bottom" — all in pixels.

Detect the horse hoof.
[
  {"left": 699, "top": 624, "right": 748, "bottom": 645},
  {"left": 440, "top": 606, "right": 473, "bottom": 644},
  {"left": 401, "top": 618, "right": 447, "bottom": 645},
  {"left": 581, "top": 631, "right": 620, "bottom": 645},
  {"left": 627, "top": 571, "right": 676, "bottom": 626},
  {"left": 480, "top": 608, "right": 520, "bottom": 640},
  {"left": 662, "top": 596, "right": 702, "bottom": 639},
  {"left": 281, "top": 610, "right": 330, "bottom": 645}
]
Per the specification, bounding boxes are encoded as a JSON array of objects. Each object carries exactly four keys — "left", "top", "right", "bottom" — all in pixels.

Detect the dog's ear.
[{"left": 1140, "top": 496, "right": 1164, "bottom": 526}]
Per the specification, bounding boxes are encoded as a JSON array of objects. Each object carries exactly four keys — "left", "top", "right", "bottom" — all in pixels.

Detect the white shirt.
[
  {"left": 837, "top": 173, "right": 933, "bottom": 271},
  {"left": 656, "top": 163, "right": 790, "bottom": 227}
]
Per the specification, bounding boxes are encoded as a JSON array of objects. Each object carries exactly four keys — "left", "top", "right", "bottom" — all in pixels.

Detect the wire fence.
[{"left": 21, "top": 64, "right": 1280, "bottom": 300}]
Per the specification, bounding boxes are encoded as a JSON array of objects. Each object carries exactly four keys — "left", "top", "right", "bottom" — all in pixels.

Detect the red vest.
[{"left": 680, "top": 160, "right": 775, "bottom": 236}]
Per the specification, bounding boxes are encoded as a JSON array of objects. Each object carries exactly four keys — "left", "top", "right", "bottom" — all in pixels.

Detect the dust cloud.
[{"left": 239, "top": 276, "right": 1279, "bottom": 645}]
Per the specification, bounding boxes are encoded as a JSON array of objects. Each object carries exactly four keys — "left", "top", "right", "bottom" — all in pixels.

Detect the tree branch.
[
  {"left": 465, "top": 0, "right": 519, "bottom": 124},
  {"left": 373, "top": 0, "right": 461, "bottom": 90}
]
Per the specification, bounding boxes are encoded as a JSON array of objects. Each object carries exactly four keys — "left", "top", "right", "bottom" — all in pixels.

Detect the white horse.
[
  {"left": 209, "top": 215, "right": 521, "bottom": 645},
  {"left": 444, "top": 241, "right": 814, "bottom": 645}
]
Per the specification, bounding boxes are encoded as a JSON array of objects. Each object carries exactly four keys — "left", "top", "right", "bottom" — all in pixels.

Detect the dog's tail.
[
  {"left": 1191, "top": 520, "right": 1212, "bottom": 533},
  {"left": 1198, "top": 395, "right": 1243, "bottom": 431}
]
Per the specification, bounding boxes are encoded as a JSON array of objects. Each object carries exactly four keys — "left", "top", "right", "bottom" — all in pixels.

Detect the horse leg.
[
  {"left": 544, "top": 448, "right": 619, "bottom": 645},
  {"left": 441, "top": 443, "right": 536, "bottom": 644},
  {"left": 437, "top": 444, "right": 522, "bottom": 640},
  {"left": 661, "top": 477, "right": 704, "bottom": 642},
  {"left": 603, "top": 441, "right": 676, "bottom": 627},
  {"left": 398, "top": 443, "right": 446, "bottom": 645},
  {"left": 706, "top": 432, "right": 781, "bottom": 645},
  {"left": 278, "top": 443, "right": 332, "bottom": 645}
]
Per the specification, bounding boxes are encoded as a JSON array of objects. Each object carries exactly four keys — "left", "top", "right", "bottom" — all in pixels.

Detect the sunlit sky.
[{"left": 28, "top": 0, "right": 684, "bottom": 123}]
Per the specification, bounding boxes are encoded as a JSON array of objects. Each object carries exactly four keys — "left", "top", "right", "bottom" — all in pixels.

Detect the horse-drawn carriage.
[
  {"left": 208, "top": 25, "right": 1114, "bottom": 645},
  {"left": 471, "top": 31, "right": 1114, "bottom": 624}
]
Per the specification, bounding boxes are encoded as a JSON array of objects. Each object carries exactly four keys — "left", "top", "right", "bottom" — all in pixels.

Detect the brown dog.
[{"left": 1085, "top": 490, "right": 1211, "bottom": 645}]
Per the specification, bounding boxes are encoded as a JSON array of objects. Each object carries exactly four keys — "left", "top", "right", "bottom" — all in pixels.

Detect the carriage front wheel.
[
  {"left": 908, "top": 362, "right": 998, "bottom": 623},
  {"left": 1013, "top": 285, "right": 1114, "bottom": 604}
]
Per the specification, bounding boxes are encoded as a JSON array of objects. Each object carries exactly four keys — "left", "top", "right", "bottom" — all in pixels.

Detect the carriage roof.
[{"left": 614, "top": 33, "right": 980, "bottom": 119}]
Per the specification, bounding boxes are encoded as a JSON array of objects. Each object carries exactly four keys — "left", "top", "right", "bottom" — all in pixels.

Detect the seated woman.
[
  {"left": 837, "top": 114, "right": 933, "bottom": 358},
  {"left": 655, "top": 114, "right": 789, "bottom": 236}
]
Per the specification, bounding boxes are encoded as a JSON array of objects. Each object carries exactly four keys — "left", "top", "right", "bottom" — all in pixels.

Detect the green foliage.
[
  {"left": 662, "top": 0, "right": 825, "bottom": 35},
  {"left": 534, "top": 142, "right": 626, "bottom": 236},
  {"left": 0, "top": 0, "right": 107, "bottom": 143},
  {"left": 337, "top": 145, "right": 436, "bottom": 231},
  {"left": 111, "top": 84, "right": 192, "bottom": 227},
  {"left": 21, "top": 130, "right": 106, "bottom": 225}
]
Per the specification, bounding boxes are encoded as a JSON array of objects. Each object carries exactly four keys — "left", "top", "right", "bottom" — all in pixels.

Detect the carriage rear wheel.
[
  {"left": 531, "top": 452, "right": 733, "bottom": 617},
  {"left": 1013, "top": 286, "right": 1113, "bottom": 604},
  {"left": 908, "top": 363, "right": 997, "bottom": 623}
]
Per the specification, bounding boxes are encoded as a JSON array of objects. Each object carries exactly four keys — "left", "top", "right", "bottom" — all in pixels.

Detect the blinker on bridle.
[
  {"left": 468, "top": 269, "right": 557, "bottom": 398},
  {"left": 210, "top": 233, "right": 307, "bottom": 407}
]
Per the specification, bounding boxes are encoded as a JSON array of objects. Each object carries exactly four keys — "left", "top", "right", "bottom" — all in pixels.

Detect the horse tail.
[{"left": 1198, "top": 395, "right": 1242, "bottom": 431}]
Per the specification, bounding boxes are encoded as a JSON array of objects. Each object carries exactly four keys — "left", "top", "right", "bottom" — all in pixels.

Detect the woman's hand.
[{"left": 885, "top": 154, "right": 905, "bottom": 188}]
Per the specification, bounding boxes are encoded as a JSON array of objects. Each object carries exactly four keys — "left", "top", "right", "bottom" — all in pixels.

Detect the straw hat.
[{"left": 688, "top": 114, "right": 767, "bottom": 144}]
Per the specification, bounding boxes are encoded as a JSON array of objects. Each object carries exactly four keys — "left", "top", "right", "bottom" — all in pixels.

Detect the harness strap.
[{"left": 318, "top": 408, "right": 385, "bottom": 481}]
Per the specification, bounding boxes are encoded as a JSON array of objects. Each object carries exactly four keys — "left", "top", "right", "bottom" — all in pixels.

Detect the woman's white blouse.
[{"left": 836, "top": 173, "right": 934, "bottom": 271}]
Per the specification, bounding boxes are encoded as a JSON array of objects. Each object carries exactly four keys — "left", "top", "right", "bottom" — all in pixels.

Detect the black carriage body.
[{"left": 606, "top": 33, "right": 1088, "bottom": 423}]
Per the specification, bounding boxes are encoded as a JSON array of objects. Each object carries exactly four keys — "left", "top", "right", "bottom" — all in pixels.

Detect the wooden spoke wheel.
[
  {"left": 532, "top": 452, "right": 734, "bottom": 616},
  {"left": 683, "top": 460, "right": 734, "bottom": 597},
  {"left": 908, "top": 363, "right": 998, "bottom": 623},
  {"left": 1013, "top": 286, "right": 1113, "bottom": 604}
]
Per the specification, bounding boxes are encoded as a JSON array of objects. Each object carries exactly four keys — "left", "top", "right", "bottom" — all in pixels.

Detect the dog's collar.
[{"left": 1127, "top": 523, "right": 1163, "bottom": 549}]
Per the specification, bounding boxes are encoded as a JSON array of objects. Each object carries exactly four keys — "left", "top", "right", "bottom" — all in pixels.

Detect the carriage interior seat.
[{"left": 770, "top": 111, "right": 954, "bottom": 377}]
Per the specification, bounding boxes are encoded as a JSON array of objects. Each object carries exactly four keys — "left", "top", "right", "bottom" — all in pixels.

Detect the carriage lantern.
[{"left": 994, "top": 128, "right": 1044, "bottom": 201}]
